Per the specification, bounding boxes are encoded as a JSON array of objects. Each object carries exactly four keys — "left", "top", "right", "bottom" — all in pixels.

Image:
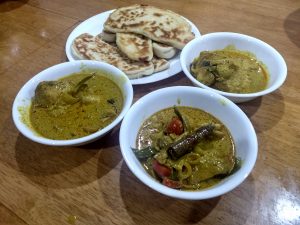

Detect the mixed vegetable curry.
[
  {"left": 135, "top": 106, "right": 240, "bottom": 190},
  {"left": 30, "top": 72, "right": 123, "bottom": 140},
  {"left": 190, "top": 46, "right": 269, "bottom": 93}
]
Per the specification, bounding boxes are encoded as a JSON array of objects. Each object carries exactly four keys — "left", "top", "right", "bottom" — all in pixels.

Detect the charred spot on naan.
[
  {"left": 103, "top": 4, "right": 195, "bottom": 49},
  {"left": 71, "top": 33, "right": 155, "bottom": 79},
  {"left": 116, "top": 33, "right": 153, "bottom": 61}
]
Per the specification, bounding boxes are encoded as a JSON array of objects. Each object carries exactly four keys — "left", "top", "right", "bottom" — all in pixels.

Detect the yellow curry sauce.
[
  {"left": 30, "top": 72, "right": 123, "bottom": 140},
  {"left": 191, "top": 46, "right": 269, "bottom": 93},
  {"left": 135, "top": 106, "right": 237, "bottom": 190}
]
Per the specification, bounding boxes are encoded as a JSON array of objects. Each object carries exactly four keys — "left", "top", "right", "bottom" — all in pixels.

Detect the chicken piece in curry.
[
  {"left": 190, "top": 46, "right": 269, "bottom": 93},
  {"left": 30, "top": 72, "right": 123, "bottom": 140}
]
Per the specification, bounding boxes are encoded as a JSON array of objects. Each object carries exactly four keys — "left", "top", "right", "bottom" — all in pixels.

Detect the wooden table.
[{"left": 1, "top": 0, "right": 299, "bottom": 224}]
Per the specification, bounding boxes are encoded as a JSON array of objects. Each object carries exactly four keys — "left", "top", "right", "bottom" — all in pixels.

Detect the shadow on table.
[
  {"left": 237, "top": 96, "right": 262, "bottom": 118},
  {"left": 15, "top": 127, "right": 121, "bottom": 189},
  {"left": 117, "top": 162, "right": 218, "bottom": 224},
  {"left": 133, "top": 72, "right": 190, "bottom": 100},
  {"left": 239, "top": 90, "right": 285, "bottom": 133},
  {"left": 117, "top": 162, "right": 256, "bottom": 224},
  {"left": 0, "top": 0, "right": 28, "bottom": 12},
  {"left": 284, "top": 8, "right": 300, "bottom": 48},
  {"left": 95, "top": 127, "right": 123, "bottom": 178}
]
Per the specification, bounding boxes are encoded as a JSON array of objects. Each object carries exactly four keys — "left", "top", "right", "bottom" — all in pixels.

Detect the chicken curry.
[
  {"left": 30, "top": 72, "right": 123, "bottom": 140},
  {"left": 190, "top": 46, "right": 269, "bottom": 93}
]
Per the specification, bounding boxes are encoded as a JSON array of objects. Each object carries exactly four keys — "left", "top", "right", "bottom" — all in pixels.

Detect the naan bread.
[
  {"left": 153, "top": 42, "right": 177, "bottom": 59},
  {"left": 71, "top": 33, "right": 154, "bottom": 79},
  {"left": 152, "top": 57, "right": 170, "bottom": 72},
  {"left": 100, "top": 31, "right": 116, "bottom": 42},
  {"left": 116, "top": 33, "right": 153, "bottom": 61},
  {"left": 104, "top": 4, "right": 195, "bottom": 49}
]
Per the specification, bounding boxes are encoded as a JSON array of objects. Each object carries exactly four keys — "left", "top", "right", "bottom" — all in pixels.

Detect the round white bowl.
[
  {"left": 119, "top": 86, "right": 257, "bottom": 200},
  {"left": 180, "top": 32, "right": 287, "bottom": 103},
  {"left": 12, "top": 60, "right": 133, "bottom": 146}
]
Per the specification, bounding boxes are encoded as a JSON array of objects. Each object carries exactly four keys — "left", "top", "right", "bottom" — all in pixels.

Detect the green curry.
[
  {"left": 190, "top": 46, "right": 269, "bottom": 93},
  {"left": 30, "top": 72, "right": 123, "bottom": 140},
  {"left": 134, "top": 106, "right": 239, "bottom": 190}
]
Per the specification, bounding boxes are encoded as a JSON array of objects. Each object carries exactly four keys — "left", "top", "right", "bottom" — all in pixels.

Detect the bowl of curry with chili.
[{"left": 119, "top": 86, "right": 257, "bottom": 200}]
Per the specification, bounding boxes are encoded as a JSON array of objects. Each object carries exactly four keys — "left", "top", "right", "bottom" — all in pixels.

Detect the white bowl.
[
  {"left": 119, "top": 86, "right": 257, "bottom": 200},
  {"left": 12, "top": 60, "right": 133, "bottom": 146},
  {"left": 180, "top": 32, "right": 287, "bottom": 103}
]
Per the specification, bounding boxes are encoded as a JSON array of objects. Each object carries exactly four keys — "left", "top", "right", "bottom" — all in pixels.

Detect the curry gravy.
[
  {"left": 191, "top": 46, "right": 269, "bottom": 93},
  {"left": 30, "top": 72, "right": 123, "bottom": 140}
]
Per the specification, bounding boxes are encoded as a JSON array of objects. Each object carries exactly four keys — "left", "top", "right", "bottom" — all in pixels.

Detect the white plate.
[{"left": 65, "top": 10, "right": 201, "bottom": 85}]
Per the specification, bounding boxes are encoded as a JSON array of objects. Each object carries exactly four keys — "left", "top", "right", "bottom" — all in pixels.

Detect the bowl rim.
[
  {"left": 180, "top": 32, "right": 288, "bottom": 98},
  {"left": 119, "top": 86, "right": 258, "bottom": 200},
  {"left": 12, "top": 60, "right": 133, "bottom": 146}
]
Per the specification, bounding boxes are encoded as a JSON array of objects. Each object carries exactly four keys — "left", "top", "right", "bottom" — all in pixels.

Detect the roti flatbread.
[{"left": 104, "top": 4, "right": 195, "bottom": 49}]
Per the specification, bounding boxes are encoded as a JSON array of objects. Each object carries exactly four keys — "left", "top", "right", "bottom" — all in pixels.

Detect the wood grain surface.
[{"left": 0, "top": 0, "right": 299, "bottom": 224}]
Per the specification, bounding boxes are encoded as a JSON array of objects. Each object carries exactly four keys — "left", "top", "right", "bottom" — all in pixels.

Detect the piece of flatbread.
[
  {"left": 103, "top": 4, "right": 195, "bottom": 49},
  {"left": 71, "top": 33, "right": 154, "bottom": 79},
  {"left": 100, "top": 31, "right": 116, "bottom": 42},
  {"left": 116, "top": 33, "right": 153, "bottom": 61},
  {"left": 152, "top": 42, "right": 177, "bottom": 59},
  {"left": 152, "top": 57, "right": 170, "bottom": 72}
]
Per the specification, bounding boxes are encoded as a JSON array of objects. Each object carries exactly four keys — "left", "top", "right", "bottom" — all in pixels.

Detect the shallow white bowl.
[
  {"left": 12, "top": 60, "right": 133, "bottom": 146},
  {"left": 119, "top": 86, "right": 257, "bottom": 200},
  {"left": 180, "top": 32, "right": 287, "bottom": 103}
]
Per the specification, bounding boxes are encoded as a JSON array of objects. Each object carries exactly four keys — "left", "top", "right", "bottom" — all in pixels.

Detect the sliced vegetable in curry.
[
  {"left": 30, "top": 72, "right": 123, "bottom": 140},
  {"left": 190, "top": 46, "right": 269, "bottom": 93},
  {"left": 134, "top": 106, "right": 239, "bottom": 190}
]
